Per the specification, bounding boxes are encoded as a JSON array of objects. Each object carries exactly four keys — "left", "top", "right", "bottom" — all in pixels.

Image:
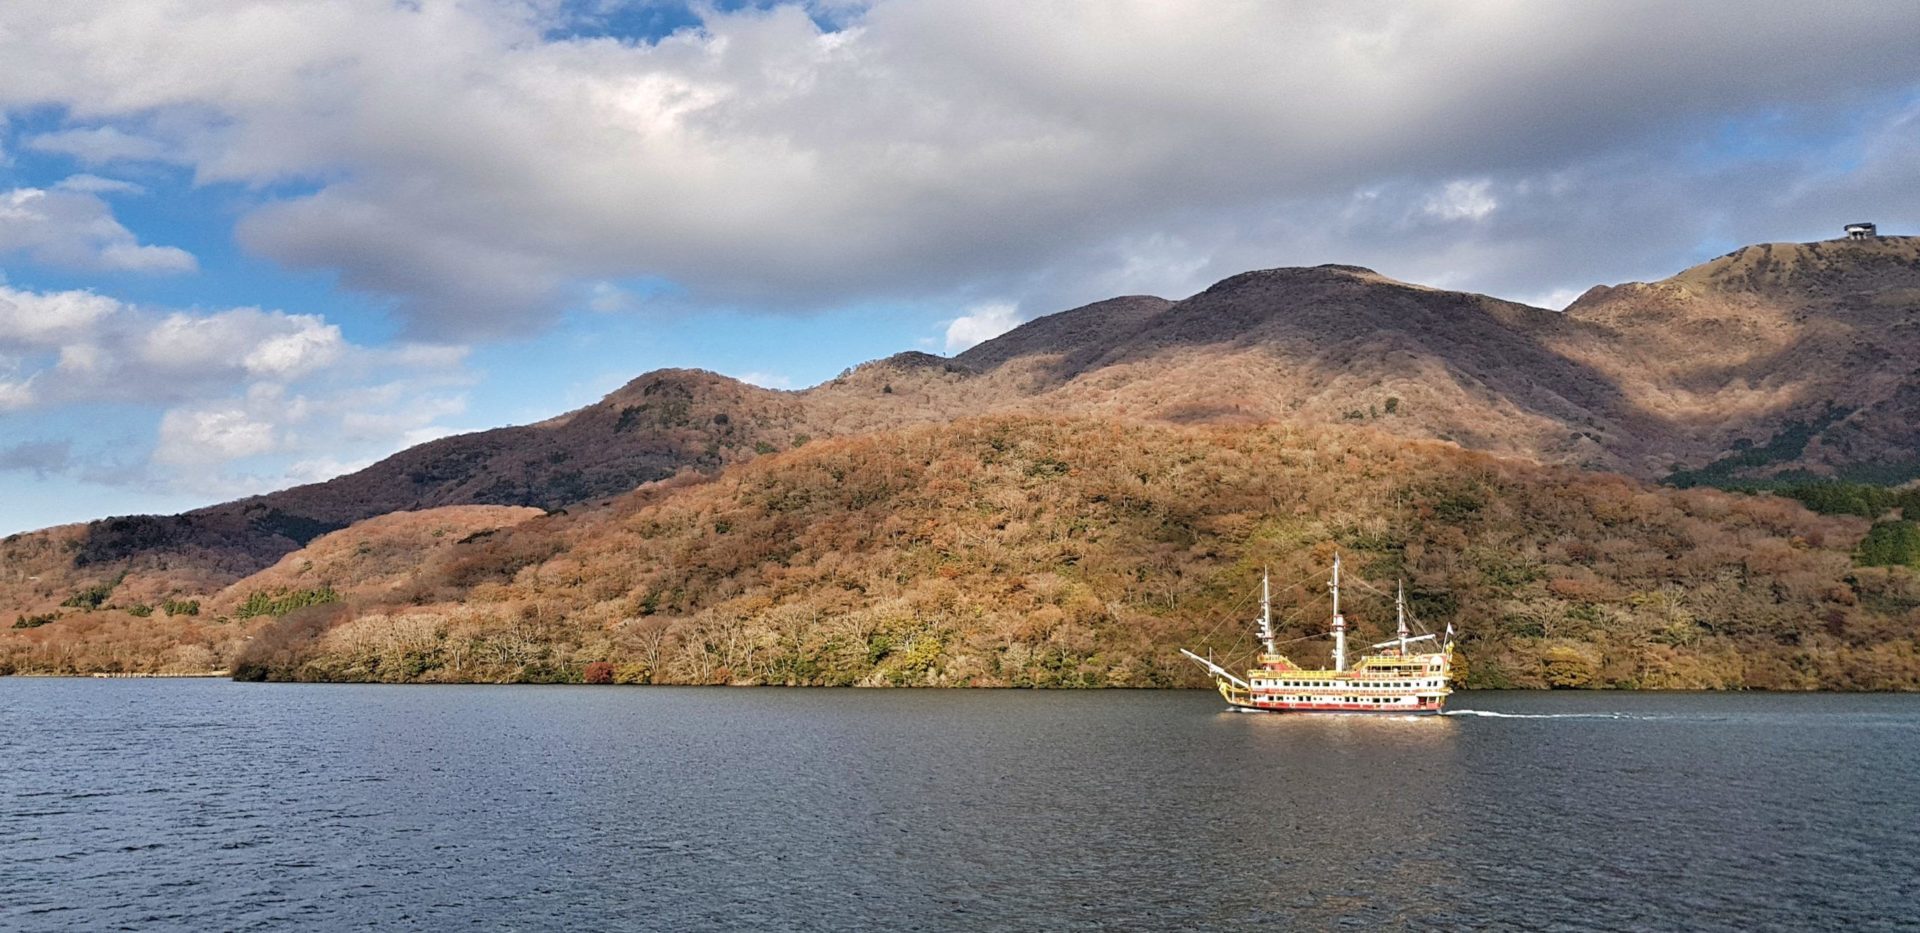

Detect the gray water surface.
[{"left": 2, "top": 681, "right": 1916, "bottom": 931}]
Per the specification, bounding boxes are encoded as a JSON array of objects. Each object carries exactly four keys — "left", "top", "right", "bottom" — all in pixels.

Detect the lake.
[{"left": 2, "top": 681, "right": 1916, "bottom": 931}]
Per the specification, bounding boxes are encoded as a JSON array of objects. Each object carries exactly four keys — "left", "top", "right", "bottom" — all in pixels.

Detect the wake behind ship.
[{"left": 1182, "top": 555, "right": 1456, "bottom": 713}]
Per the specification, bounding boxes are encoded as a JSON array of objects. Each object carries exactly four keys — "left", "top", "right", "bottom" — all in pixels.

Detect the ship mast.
[
  {"left": 1330, "top": 553, "right": 1347, "bottom": 671},
  {"left": 1257, "top": 566, "right": 1277, "bottom": 655},
  {"left": 1396, "top": 579, "right": 1410, "bottom": 656}
]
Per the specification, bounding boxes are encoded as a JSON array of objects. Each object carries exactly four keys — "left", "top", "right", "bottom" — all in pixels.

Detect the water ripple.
[{"left": 0, "top": 681, "right": 1915, "bottom": 931}]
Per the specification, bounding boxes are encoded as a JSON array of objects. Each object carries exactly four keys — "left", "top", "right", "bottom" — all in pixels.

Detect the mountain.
[
  {"left": 5, "top": 235, "right": 1918, "bottom": 685},
  {"left": 955, "top": 264, "right": 1641, "bottom": 467},
  {"left": 953, "top": 295, "right": 1174, "bottom": 369},
  {"left": 1565, "top": 236, "right": 1920, "bottom": 484},
  {"left": 0, "top": 370, "right": 802, "bottom": 612},
  {"left": 956, "top": 239, "right": 1920, "bottom": 484}
]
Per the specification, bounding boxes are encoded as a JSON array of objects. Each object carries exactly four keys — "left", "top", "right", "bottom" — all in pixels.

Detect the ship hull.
[
  {"left": 1209, "top": 661, "right": 1452, "bottom": 715},
  {"left": 1221, "top": 683, "right": 1443, "bottom": 714},
  {"left": 1223, "top": 695, "right": 1447, "bottom": 714}
]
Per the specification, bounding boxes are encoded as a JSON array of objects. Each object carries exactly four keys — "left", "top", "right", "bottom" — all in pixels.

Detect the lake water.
[{"left": 2, "top": 682, "right": 1916, "bottom": 931}]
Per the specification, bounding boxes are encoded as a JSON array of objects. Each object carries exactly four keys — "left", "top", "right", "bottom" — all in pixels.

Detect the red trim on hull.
[{"left": 1239, "top": 700, "right": 1446, "bottom": 713}]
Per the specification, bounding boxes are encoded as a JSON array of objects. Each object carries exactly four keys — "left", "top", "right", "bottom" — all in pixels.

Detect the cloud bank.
[
  {"left": 0, "top": 281, "right": 470, "bottom": 498},
  {"left": 1, "top": 1, "right": 1915, "bottom": 337}
]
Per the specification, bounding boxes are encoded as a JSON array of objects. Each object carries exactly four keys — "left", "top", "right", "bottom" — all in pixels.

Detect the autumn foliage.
[{"left": 87, "top": 417, "right": 1903, "bottom": 690}]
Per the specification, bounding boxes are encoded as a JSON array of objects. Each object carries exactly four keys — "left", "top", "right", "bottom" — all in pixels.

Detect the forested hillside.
[{"left": 13, "top": 418, "right": 1897, "bottom": 689}]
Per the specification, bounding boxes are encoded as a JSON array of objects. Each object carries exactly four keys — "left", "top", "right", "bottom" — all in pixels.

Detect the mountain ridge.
[{"left": 5, "top": 234, "right": 1918, "bottom": 683}]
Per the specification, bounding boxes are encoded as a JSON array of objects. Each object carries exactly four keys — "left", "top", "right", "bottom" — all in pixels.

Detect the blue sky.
[{"left": 3, "top": 1, "right": 1918, "bottom": 534}]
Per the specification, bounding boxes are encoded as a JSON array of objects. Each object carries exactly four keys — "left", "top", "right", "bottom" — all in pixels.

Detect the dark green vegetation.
[
  {"left": 1858, "top": 521, "right": 1920, "bottom": 570},
  {"left": 1705, "top": 480, "right": 1920, "bottom": 571},
  {"left": 235, "top": 587, "right": 342, "bottom": 619},
  {"left": 1665, "top": 406, "right": 1853, "bottom": 488},
  {"left": 60, "top": 574, "right": 123, "bottom": 610}
]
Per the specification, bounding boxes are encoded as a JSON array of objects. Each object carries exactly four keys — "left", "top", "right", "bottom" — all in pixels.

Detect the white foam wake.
[{"left": 1442, "top": 709, "right": 1631, "bottom": 720}]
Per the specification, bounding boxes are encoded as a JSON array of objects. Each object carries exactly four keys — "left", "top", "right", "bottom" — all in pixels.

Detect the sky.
[{"left": 2, "top": 0, "right": 1918, "bottom": 534}]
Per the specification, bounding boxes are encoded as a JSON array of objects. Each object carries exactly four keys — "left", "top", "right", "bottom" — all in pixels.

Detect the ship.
[{"left": 1181, "top": 554, "right": 1455, "bottom": 713}]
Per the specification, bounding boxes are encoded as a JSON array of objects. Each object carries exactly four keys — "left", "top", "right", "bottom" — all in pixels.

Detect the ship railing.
[{"left": 1249, "top": 672, "right": 1446, "bottom": 682}]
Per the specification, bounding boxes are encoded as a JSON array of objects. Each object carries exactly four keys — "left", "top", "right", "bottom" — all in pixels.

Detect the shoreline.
[{"left": 2, "top": 673, "right": 1917, "bottom": 693}]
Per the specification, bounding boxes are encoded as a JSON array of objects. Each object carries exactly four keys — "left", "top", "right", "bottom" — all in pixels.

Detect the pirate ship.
[{"left": 1181, "top": 554, "right": 1455, "bottom": 713}]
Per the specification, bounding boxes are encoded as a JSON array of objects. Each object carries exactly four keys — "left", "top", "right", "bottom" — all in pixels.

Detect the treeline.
[
  {"left": 1767, "top": 480, "right": 1920, "bottom": 519},
  {"left": 1, "top": 610, "right": 257, "bottom": 676},
  {"left": 208, "top": 418, "right": 1918, "bottom": 690},
  {"left": 0, "top": 508, "right": 535, "bottom": 677},
  {"left": 1740, "top": 480, "right": 1920, "bottom": 570}
]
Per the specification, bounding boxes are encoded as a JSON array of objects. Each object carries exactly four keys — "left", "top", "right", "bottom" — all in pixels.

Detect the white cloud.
[
  {"left": 54, "top": 174, "right": 145, "bottom": 195},
  {"left": 3, "top": 2, "right": 1917, "bottom": 333},
  {"left": 57, "top": 341, "right": 108, "bottom": 374},
  {"left": 152, "top": 380, "right": 466, "bottom": 470},
  {"left": 0, "top": 378, "right": 33, "bottom": 411},
  {"left": 0, "top": 184, "right": 196, "bottom": 273},
  {"left": 155, "top": 403, "right": 280, "bottom": 464},
  {"left": 241, "top": 322, "right": 345, "bottom": 377},
  {"left": 944, "top": 302, "right": 1021, "bottom": 353},
  {"left": 282, "top": 455, "right": 375, "bottom": 486},
  {"left": 1422, "top": 179, "right": 1499, "bottom": 222},
  {"left": 0, "top": 286, "right": 117, "bottom": 343},
  {"left": 0, "top": 281, "right": 472, "bottom": 496},
  {"left": 735, "top": 370, "right": 794, "bottom": 390},
  {"left": 27, "top": 126, "right": 172, "bottom": 164},
  {"left": 134, "top": 308, "right": 346, "bottom": 380},
  {"left": 99, "top": 241, "right": 198, "bottom": 273},
  {"left": 1519, "top": 287, "right": 1586, "bottom": 311},
  {"left": 586, "top": 281, "right": 637, "bottom": 314}
]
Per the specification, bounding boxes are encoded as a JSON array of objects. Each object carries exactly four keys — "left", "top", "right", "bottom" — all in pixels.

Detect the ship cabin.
[{"left": 1245, "top": 651, "right": 1448, "bottom": 688}]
